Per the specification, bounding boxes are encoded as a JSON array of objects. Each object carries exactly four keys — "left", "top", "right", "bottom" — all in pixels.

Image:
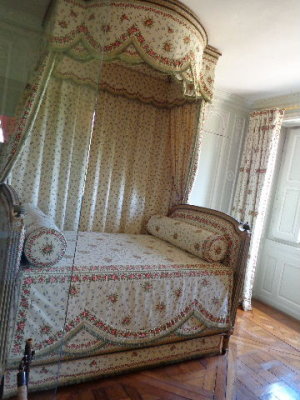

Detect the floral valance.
[
  {"left": 53, "top": 54, "right": 195, "bottom": 108},
  {"left": 47, "top": 0, "right": 220, "bottom": 101}
]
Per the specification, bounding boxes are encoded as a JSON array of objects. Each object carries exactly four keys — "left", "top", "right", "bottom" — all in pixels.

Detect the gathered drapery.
[
  {"left": 79, "top": 90, "right": 172, "bottom": 233},
  {"left": 9, "top": 75, "right": 97, "bottom": 231},
  {"left": 9, "top": 57, "right": 205, "bottom": 234},
  {"left": 169, "top": 102, "right": 206, "bottom": 205},
  {"left": 0, "top": 0, "right": 216, "bottom": 235},
  {"left": 0, "top": 52, "right": 57, "bottom": 182},
  {"left": 232, "top": 108, "right": 284, "bottom": 310}
]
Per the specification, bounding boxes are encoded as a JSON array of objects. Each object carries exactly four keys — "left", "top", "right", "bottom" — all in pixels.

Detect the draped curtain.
[
  {"left": 232, "top": 108, "right": 284, "bottom": 310},
  {"left": 79, "top": 90, "right": 172, "bottom": 233},
  {"left": 9, "top": 75, "right": 97, "bottom": 230},
  {"left": 0, "top": 52, "right": 57, "bottom": 182},
  {"left": 169, "top": 102, "right": 206, "bottom": 206}
]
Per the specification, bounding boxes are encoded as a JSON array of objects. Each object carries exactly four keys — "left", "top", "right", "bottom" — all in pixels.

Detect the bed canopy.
[{"left": 2, "top": 0, "right": 221, "bottom": 233}]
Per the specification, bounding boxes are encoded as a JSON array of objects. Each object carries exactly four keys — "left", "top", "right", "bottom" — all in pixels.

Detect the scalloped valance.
[{"left": 48, "top": 0, "right": 221, "bottom": 101}]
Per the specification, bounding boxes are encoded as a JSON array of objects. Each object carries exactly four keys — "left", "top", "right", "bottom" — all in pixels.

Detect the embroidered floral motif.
[
  {"left": 40, "top": 325, "right": 51, "bottom": 335},
  {"left": 41, "top": 243, "right": 54, "bottom": 256},
  {"left": 102, "top": 25, "right": 111, "bottom": 33},
  {"left": 69, "top": 285, "right": 80, "bottom": 296},
  {"left": 70, "top": 10, "right": 77, "bottom": 18},
  {"left": 58, "top": 20, "right": 68, "bottom": 28},
  {"left": 142, "top": 282, "right": 153, "bottom": 292},
  {"left": 201, "top": 278, "right": 210, "bottom": 287},
  {"left": 194, "top": 243, "right": 200, "bottom": 251},
  {"left": 122, "top": 316, "right": 131, "bottom": 325},
  {"left": 212, "top": 297, "right": 220, "bottom": 306},
  {"left": 168, "top": 27, "right": 174, "bottom": 33},
  {"left": 89, "top": 360, "right": 97, "bottom": 367},
  {"left": 174, "top": 289, "right": 182, "bottom": 298},
  {"left": 163, "top": 41, "right": 172, "bottom": 52},
  {"left": 173, "top": 233, "right": 178, "bottom": 240},
  {"left": 120, "top": 13, "right": 129, "bottom": 22},
  {"left": 183, "top": 36, "right": 190, "bottom": 44},
  {"left": 214, "top": 246, "right": 222, "bottom": 255},
  {"left": 107, "top": 294, "right": 119, "bottom": 303},
  {"left": 88, "top": 13, "right": 95, "bottom": 20},
  {"left": 155, "top": 302, "right": 166, "bottom": 312},
  {"left": 144, "top": 17, "right": 154, "bottom": 27}
]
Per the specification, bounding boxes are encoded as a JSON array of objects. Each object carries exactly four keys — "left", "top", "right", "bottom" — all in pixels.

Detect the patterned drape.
[
  {"left": 9, "top": 75, "right": 97, "bottom": 231},
  {"left": 48, "top": 0, "right": 220, "bottom": 101},
  {"left": 79, "top": 90, "right": 172, "bottom": 233},
  {"left": 169, "top": 101, "right": 206, "bottom": 205},
  {"left": 0, "top": 52, "right": 57, "bottom": 181},
  {"left": 232, "top": 108, "right": 284, "bottom": 310}
]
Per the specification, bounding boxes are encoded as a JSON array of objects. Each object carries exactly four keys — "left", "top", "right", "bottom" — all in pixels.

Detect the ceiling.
[
  {"left": 5, "top": 0, "right": 300, "bottom": 103},
  {"left": 181, "top": 0, "right": 300, "bottom": 102}
]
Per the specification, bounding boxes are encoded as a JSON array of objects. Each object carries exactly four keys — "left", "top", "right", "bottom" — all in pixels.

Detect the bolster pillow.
[
  {"left": 23, "top": 204, "right": 67, "bottom": 267},
  {"left": 147, "top": 215, "right": 228, "bottom": 262}
]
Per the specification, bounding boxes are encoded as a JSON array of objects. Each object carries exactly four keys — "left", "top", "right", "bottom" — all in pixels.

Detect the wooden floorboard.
[{"left": 10, "top": 300, "right": 300, "bottom": 400}]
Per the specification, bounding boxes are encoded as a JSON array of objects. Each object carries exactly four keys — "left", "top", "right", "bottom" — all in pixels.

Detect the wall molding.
[
  {"left": 213, "top": 88, "right": 251, "bottom": 113},
  {"left": 251, "top": 92, "right": 300, "bottom": 125}
]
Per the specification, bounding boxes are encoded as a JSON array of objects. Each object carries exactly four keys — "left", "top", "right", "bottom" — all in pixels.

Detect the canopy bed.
[
  {"left": 1, "top": 197, "right": 250, "bottom": 397},
  {"left": 0, "top": 0, "right": 251, "bottom": 397}
]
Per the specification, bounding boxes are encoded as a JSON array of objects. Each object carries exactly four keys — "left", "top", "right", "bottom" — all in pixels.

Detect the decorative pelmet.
[{"left": 47, "top": 0, "right": 220, "bottom": 101}]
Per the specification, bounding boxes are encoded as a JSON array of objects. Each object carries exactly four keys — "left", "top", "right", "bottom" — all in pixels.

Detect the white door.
[{"left": 254, "top": 127, "right": 300, "bottom": 319}]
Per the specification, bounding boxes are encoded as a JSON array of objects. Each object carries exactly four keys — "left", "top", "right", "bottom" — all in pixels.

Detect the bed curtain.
[
  {"left": 9, "top": 71, "right": 98, "bottom": 231},
  {"left": 9, "top": 57, "right": 206, "bottom": 233},
  {"left": 3, "top": 0, "right": 221, "bottom": 233}
]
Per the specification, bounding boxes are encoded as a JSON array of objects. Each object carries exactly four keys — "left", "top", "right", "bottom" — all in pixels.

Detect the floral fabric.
[
  {"left": 169, "top": 101, "right": 206, "bottom": 205},
  {"left": 47, "top": 0, "right": 220, "bottom": 100},
  {"left": 4, "top": 335, "right": 222, "bottom": 397},
  {"left": 147, "top": 215, "right": 228, "bottom": 262},
  {"left": 168, "top": 208, "right": 241, "bottom": 271},
  {"left": 23, "top": 204, "right": 67, "bottom": 267},
  {"left": 232, "top": 108, "right": 284, "bottom": 310},
  {"left": 8, "top": 231, "right": 232, "bottom": 367},
  {"left": 0, "top": 52, "right": 57, "bottom": 181},
  {"left": 9, "top": 61, "right": 98, "bottom": 231},
  {"left": 79, "top": 90, "right": 172, "bottom": 234}
]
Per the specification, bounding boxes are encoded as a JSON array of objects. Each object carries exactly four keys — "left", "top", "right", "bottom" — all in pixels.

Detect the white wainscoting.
[
  {"left": 254, "top": 127, "right": 300, "bottom": 320},
  {"left": 189, "top": 91, "right": 249, "bottom": 214},
  {"left": 254, "top": 239, "right": 300, "bottom": 319}
]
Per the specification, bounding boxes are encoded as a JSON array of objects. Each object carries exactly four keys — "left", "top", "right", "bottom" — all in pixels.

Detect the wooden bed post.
[
  {"left": 222, "top": 222, "right": 251, "bottom": 354},
  {"left": 0, "top": 183, "right": 24, "bottom": 399}
]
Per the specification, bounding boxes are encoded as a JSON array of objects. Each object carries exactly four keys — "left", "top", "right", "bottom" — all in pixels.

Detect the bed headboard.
[
  {"left": 168, "top": 204, "right": 249, "bottom": 270},
  {"left": 0, "top": 183, "right": 24, "bottom": 388},
  {"left": 168, "top": 204, "right": 250, "bottom": 327}
]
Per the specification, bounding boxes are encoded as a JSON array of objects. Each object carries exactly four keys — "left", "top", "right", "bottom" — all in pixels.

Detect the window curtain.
[
  {"left": 232, "top": 108, "right": 285, "bottom": 310},
  {"left": 79, "top": 90, "right": 172, "bottom": 234},
  {"left": 169, "top": 101, "right": 206, "bottom": 206},
  {"left": 9, "top": 75, "right": 97, "bottom": 230}
]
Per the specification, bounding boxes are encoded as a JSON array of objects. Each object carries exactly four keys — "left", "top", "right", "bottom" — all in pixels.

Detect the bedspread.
[{"left": 8, "top": 232, "right": 232, "bottom": 366}]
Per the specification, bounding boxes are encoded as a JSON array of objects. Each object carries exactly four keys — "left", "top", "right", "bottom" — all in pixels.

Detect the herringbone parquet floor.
[{"left": 11, "top": 300, "right": 300, "bottom": 400}]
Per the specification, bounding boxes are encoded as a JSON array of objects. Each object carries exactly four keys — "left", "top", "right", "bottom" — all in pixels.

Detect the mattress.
[{"left": 8, "top": 232, "right": 233, "bottom": 366}]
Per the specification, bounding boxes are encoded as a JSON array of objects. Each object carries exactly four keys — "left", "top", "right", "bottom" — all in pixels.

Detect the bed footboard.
[
  {"left": 168, "top": 204, "right": 251, "bottom": 350},
  {"left": 0, "top": 184, "right": 24, "bottom": 398}
]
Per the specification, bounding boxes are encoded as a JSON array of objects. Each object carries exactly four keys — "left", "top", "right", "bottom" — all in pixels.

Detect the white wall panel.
[{"left": 189, "top": 92, "right": 248, "bottom": 214}]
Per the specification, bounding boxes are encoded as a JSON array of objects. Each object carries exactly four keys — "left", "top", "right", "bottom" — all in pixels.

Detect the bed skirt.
[{"left": 4, "top": 334, "right": 223, "bottom": 397}]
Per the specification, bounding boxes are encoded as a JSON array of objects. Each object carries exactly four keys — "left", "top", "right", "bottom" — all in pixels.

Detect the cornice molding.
[
  {"left": 212, "top": 88, "right": 251, "bottom": 113},
  {"left": 252, "top": 92, "right": 300, "bottom": 109},
  {"left": 251, "top": 92, "right": 300, "bottom": 125}
]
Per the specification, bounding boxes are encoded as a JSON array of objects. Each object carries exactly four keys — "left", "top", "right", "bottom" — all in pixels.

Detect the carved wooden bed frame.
[
  {"left": 0, "top": 184, "right": 24, "bottom": 398},
  {"left": 0, "top": 184, "right": 250, "bottom": 397},
  {"left": 168, "top": 204, "right": 251, "bottom": 353}
]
